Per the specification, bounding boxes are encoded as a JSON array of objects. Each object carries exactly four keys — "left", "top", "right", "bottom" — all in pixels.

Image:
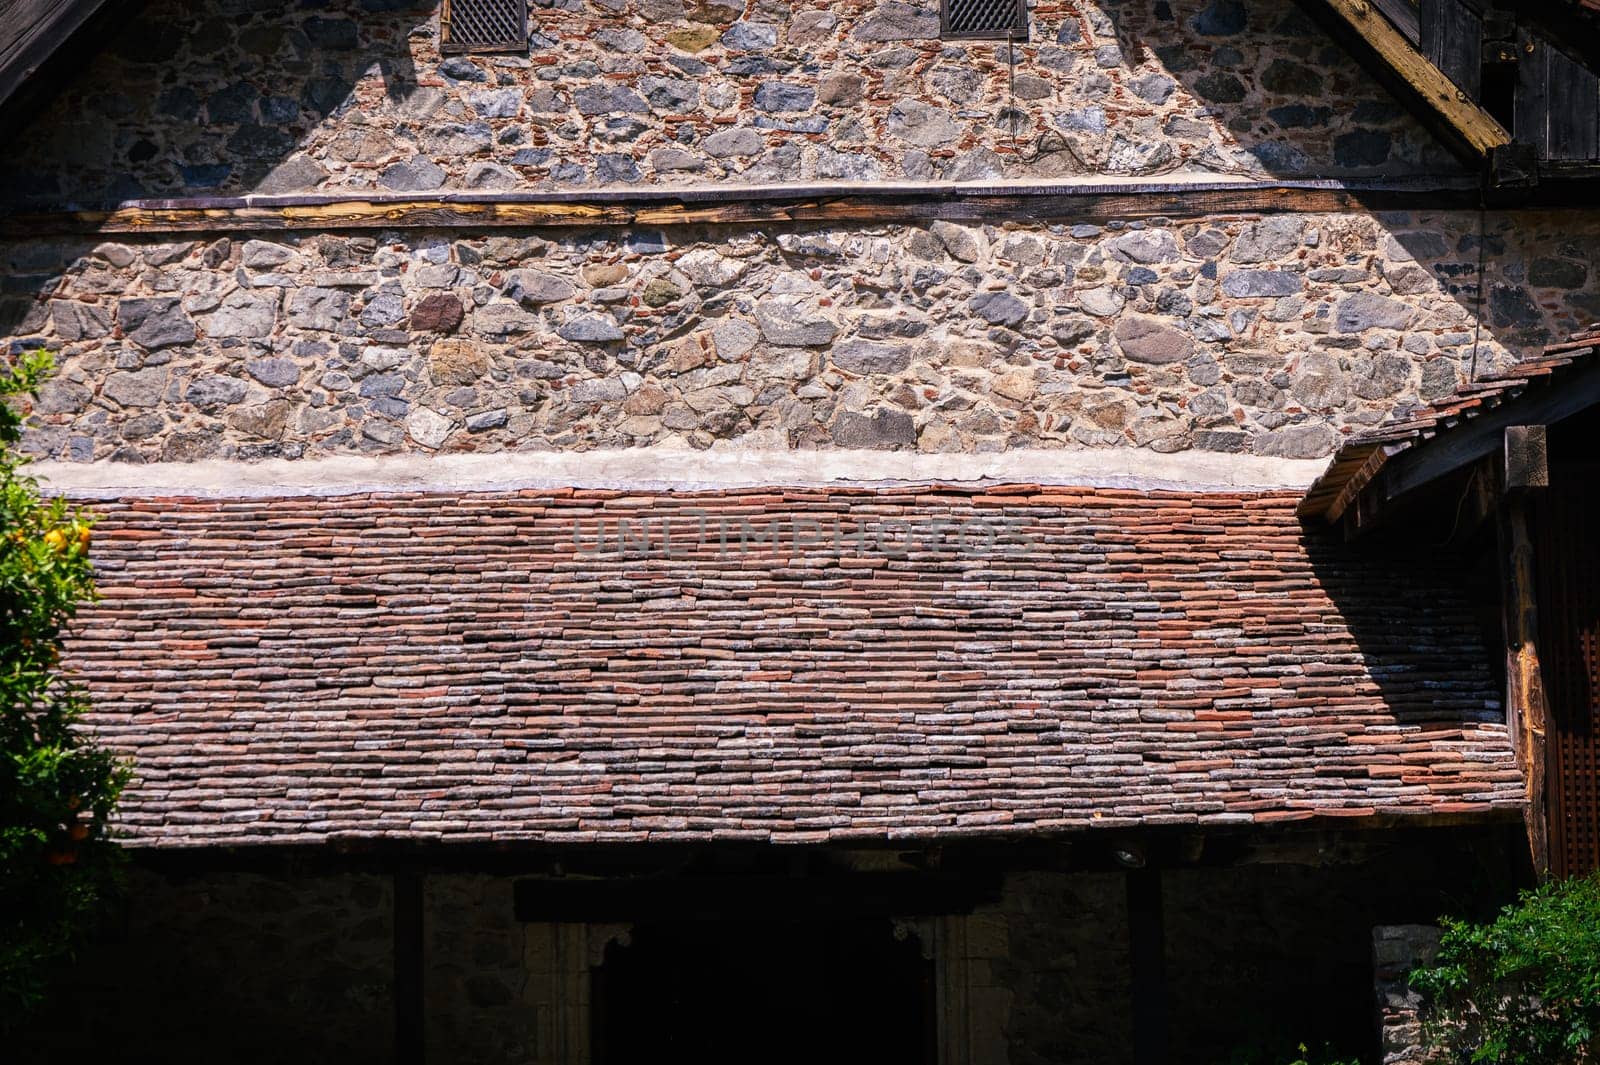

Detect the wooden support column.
[
  {"left": 1500, "top": 425, "right": 1551, "bottom": 878},
  {"left": 1126, "top": 868, "right": 1169, "bottom": 1065},
  {"left": 395, "top": 872, "right": 425, "bottom": 1065}
]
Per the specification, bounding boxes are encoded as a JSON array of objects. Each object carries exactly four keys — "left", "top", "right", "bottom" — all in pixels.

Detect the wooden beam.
[
  {"left": 0, "top": 179, "right": 1485, "bottom": 237},
  {"left": 1500, "top": 496, "right": 1551, "bottom": 878},
  {"left": 1504, "top": 425, "right": 1550, "bottom": 489},
  {"left": 0, "top": 0, "right": 109, "bottom": 109},
  {"left": 1309, "top": 0, "right": 1511, "bottom": 159}
]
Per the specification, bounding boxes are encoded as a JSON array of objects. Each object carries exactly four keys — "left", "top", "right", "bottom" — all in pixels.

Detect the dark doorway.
[{"left": 592, "top": 918, "right": 936, "bottom": 1065}]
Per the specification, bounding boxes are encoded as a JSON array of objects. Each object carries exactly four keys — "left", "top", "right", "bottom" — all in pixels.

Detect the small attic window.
[
  {"left": 441, "top": 0, "right": 528, "bottom": 53},
  {"left": 941, "top": 0, "right": 1028, "bottom": 40}
]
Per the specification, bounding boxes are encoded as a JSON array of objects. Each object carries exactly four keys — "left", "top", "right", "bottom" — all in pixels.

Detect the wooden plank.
[
  {"left": 1371, "top": 0, "right": 1421, "bottom": 45},
  {"left": 1313, "top": 0, "right": 1510, "bottom": 158},
  {"left": 394, "top": 872, "right": 424, "bottom": 1065},
  {"left": 0, "top": 0, "right": 108, "bottom": 108},
  {"left": 1501, "top": 497, "right": 1551, "bottom": 878},
  {"left": 1548, "top": 44, "right": 1600, "bottom": 160},
  {"left": 1517, "top": 34, "right": 1551, "bottom": 153},
  {"left": 1421, "top": 0, "right": 1482, "bottom": 100},
  {"left": 0, "top": 180, "right": 1486, "bottom": 237}
]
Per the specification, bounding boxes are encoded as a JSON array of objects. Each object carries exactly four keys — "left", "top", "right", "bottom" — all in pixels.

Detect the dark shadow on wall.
[{"left": 0, "top": 0, "right": 421, "bottom": 207}]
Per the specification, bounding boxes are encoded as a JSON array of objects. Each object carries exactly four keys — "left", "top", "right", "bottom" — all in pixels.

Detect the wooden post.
[
  {"left": 395, "top": 872, "right": 425, "bottom": 1065},
  {"left": 1501, "top": 426, "right": 1551, "bottom": 878},
  {"left": 1126, "top": 868, "right": 1169, "bottom": 1065}
]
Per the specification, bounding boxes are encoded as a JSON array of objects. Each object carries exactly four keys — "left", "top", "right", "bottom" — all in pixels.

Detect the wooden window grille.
[
  {"left": 440, "top": 0, "right": 528, "bottom": 54},
  {"left": 941, "top": 0, "right": 1027, "bottom": 40}
]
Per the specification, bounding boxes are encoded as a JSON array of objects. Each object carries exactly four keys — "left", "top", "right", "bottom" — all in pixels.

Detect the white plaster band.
[{"left": 33, "top": 449, "right": 1329, "bottom": 500}]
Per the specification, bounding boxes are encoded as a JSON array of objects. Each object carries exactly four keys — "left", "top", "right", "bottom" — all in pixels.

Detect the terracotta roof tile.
[{"left": 66, "top": 485, "right": 1521, "bottom": 848}]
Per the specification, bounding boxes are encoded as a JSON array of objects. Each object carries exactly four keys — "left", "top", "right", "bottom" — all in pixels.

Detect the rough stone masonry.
[
  {"left": 6, "top": 210, "right": 1595, "bottom": 464},
  {"left": 2, "top": 0, "right": 1458, "bottom": 204}
]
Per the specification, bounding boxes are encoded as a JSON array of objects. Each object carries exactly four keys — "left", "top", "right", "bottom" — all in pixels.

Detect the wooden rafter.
[{"left": 1306, "top": 0, "right": 1511, "bottom": 160}]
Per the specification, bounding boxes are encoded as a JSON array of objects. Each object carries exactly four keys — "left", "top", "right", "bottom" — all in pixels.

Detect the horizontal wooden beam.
[{"left": 0, "top": 178, "right": 1485, "bottom": 237}]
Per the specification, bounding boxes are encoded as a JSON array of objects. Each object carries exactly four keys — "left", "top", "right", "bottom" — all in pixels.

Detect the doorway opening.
[{"left": 591, "top": 917, "right": 936, "bottom": 1065}]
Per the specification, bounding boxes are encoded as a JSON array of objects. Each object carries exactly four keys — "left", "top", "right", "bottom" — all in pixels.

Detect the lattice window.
[
  {"left": 941, "top": 0, "right": 1028, "bottom": 40},
  {"left": 441, "top": 0, "right": 528, "bottom": 54}
]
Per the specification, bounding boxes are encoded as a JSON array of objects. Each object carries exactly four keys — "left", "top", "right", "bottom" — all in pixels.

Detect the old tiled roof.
[
  {"left": 1300, "top": 328, "right": 1600, "bottom": 521},
  {"left": 68, "top": 485, "right": 1522, "bottom": 848}
]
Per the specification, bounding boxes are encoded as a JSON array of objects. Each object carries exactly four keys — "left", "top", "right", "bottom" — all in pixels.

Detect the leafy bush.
[
  {"left": 1411, "top": 871, "right": 1600, "bottom": 1064},
  {"left": 0, "top": 350, "right": 126, "bottom": 1024}
]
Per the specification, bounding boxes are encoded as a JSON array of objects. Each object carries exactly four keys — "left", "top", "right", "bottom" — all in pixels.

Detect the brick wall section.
[
  {"left": 1, "top": 0, "right": 1455, "bottom": 205},
  {"left": 8, "top": 210, "right": 1596, "bottom": 464},
  {"left": 66, "top": 484, "right": 1520, "bottom": 847}
]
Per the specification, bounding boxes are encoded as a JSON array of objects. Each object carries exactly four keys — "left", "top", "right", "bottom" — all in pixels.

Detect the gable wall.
[{"left": 2, "top": 0, "right": 1458, "bottom": 205}]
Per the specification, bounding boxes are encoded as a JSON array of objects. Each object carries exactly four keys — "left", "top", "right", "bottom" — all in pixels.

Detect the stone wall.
[
  {"left": 2, "top": 0, "right": 1455, "bottom": 206},
  {"left": 1373, "top": 924, "right": 1443, "bottom": 1065},
  {"left": 16, "top": 868, "right": 395, "bottom": 1064},
  {"left": 7, "top": 209, "right": 1595, "bottom": 464}
]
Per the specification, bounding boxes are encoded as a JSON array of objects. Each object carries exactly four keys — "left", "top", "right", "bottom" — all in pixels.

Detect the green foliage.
[
  {"left": 1217, "top": 1040, "right": 1360, "bottom": 1065},
  {"left": 0, "top": 349, "right": 126, "bottom": 1024},
  {"left": 1412, "top": 871, "right": 1600, "bottom": 1064}
]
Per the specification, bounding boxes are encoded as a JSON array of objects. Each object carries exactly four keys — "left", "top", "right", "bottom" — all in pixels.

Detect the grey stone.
[
  {"left": 1289, "top": 352, "right": 1348, "bottom": 410},
  {"left": 571, "top": 378, "right": 629, "bottom": 403},
  {"left": 968, "top": 291, "right": 1029, "bottom": 327},
  {"left": 930, "top": 221, "right": 984, "bottom": 263},
  {"left": 1107, "top": 230, "right": 1180, "bottom": 264},
  {"left": 712, "top": 319, "right": 761, "bottom": 359},
  {"left": 246, "top": 358, "right": 300, "bottom": 388},
  {"left": 819, "top": 73, "right": 865, "bottom": 106},
  {"left": 558, "top": 314, "right": 625, "bottom": 342},
  {"left": 203, "top": 290, "right": 277, "bottom": 338},
  {"left": 833, "top": 340, "right": 911, "bottom": 374},
  {"left": 755, "top": 300, "right": 838, "bottom": 346},
  {"left": 754, "top": 83, "right": 816, "bottom": 112},
  {"left": 185, "top": 375, "right": 248, "bottom": 408},
  {"left": 241, "top": 240, "right": 295, "bottom": 269},
  {"left": 103, "top": 367, "right": 167, "bottom": 408},
  {"left": 257, "top": 155, "right": 329, "bottom": 193},
  {"left": 1114, "top": 317, "right": 1193, "bottom": 364},
  {"left": 720, "top": 21, "right": 777, "bottom": 50},
  {"left": 1256, "top": 423, "right": 1335, "bottom": 458},
  {"left": 574, "top": 84, "right": 649, "bottom": 115},
  {"left": 1335, "top": 292, "right": 1415, "bottom": 332},
  {"left": 886, "top": 100, "right": 958, "bottom": 147},
  {"left": 287, "top": 287, "right": 350, "bottom": 331},
  {"left": 1221, "top": 270, "right": 1303, "bottom": 297},
  {"left": 854, "top": 2, "right": 940, "bottom": 40},
  {"left": 465, "top": 408, "right": 508, "bottom": 432},
  {"left": 831, "top": 409, "right": 917, "bottom": 448},
  {"left": 118, "top": 297, "right": 195, "bottom": 349},
  {"left": 378, "top": 155, "right": 446, "bottom": 192},
  {"left": 507, "top": 270, "right": 576, "bottom": 305},
  {"left": 1231, "top": 216, "right": 1304, "bottom": 263},
  {"left": 406, "top": 407, "right": 454, "bottom": 449},
  {"left": 475, "top": 302, "right": 538, "bottom": 337},
  {"left": 705, "top": 128, "right": 762, "bottom": 158},
  {"left": 640, "top": 77, "right": 700, "bottom": 112},
  {"left": 50, "top": 301, "right": 112, "bottom": 341}
]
